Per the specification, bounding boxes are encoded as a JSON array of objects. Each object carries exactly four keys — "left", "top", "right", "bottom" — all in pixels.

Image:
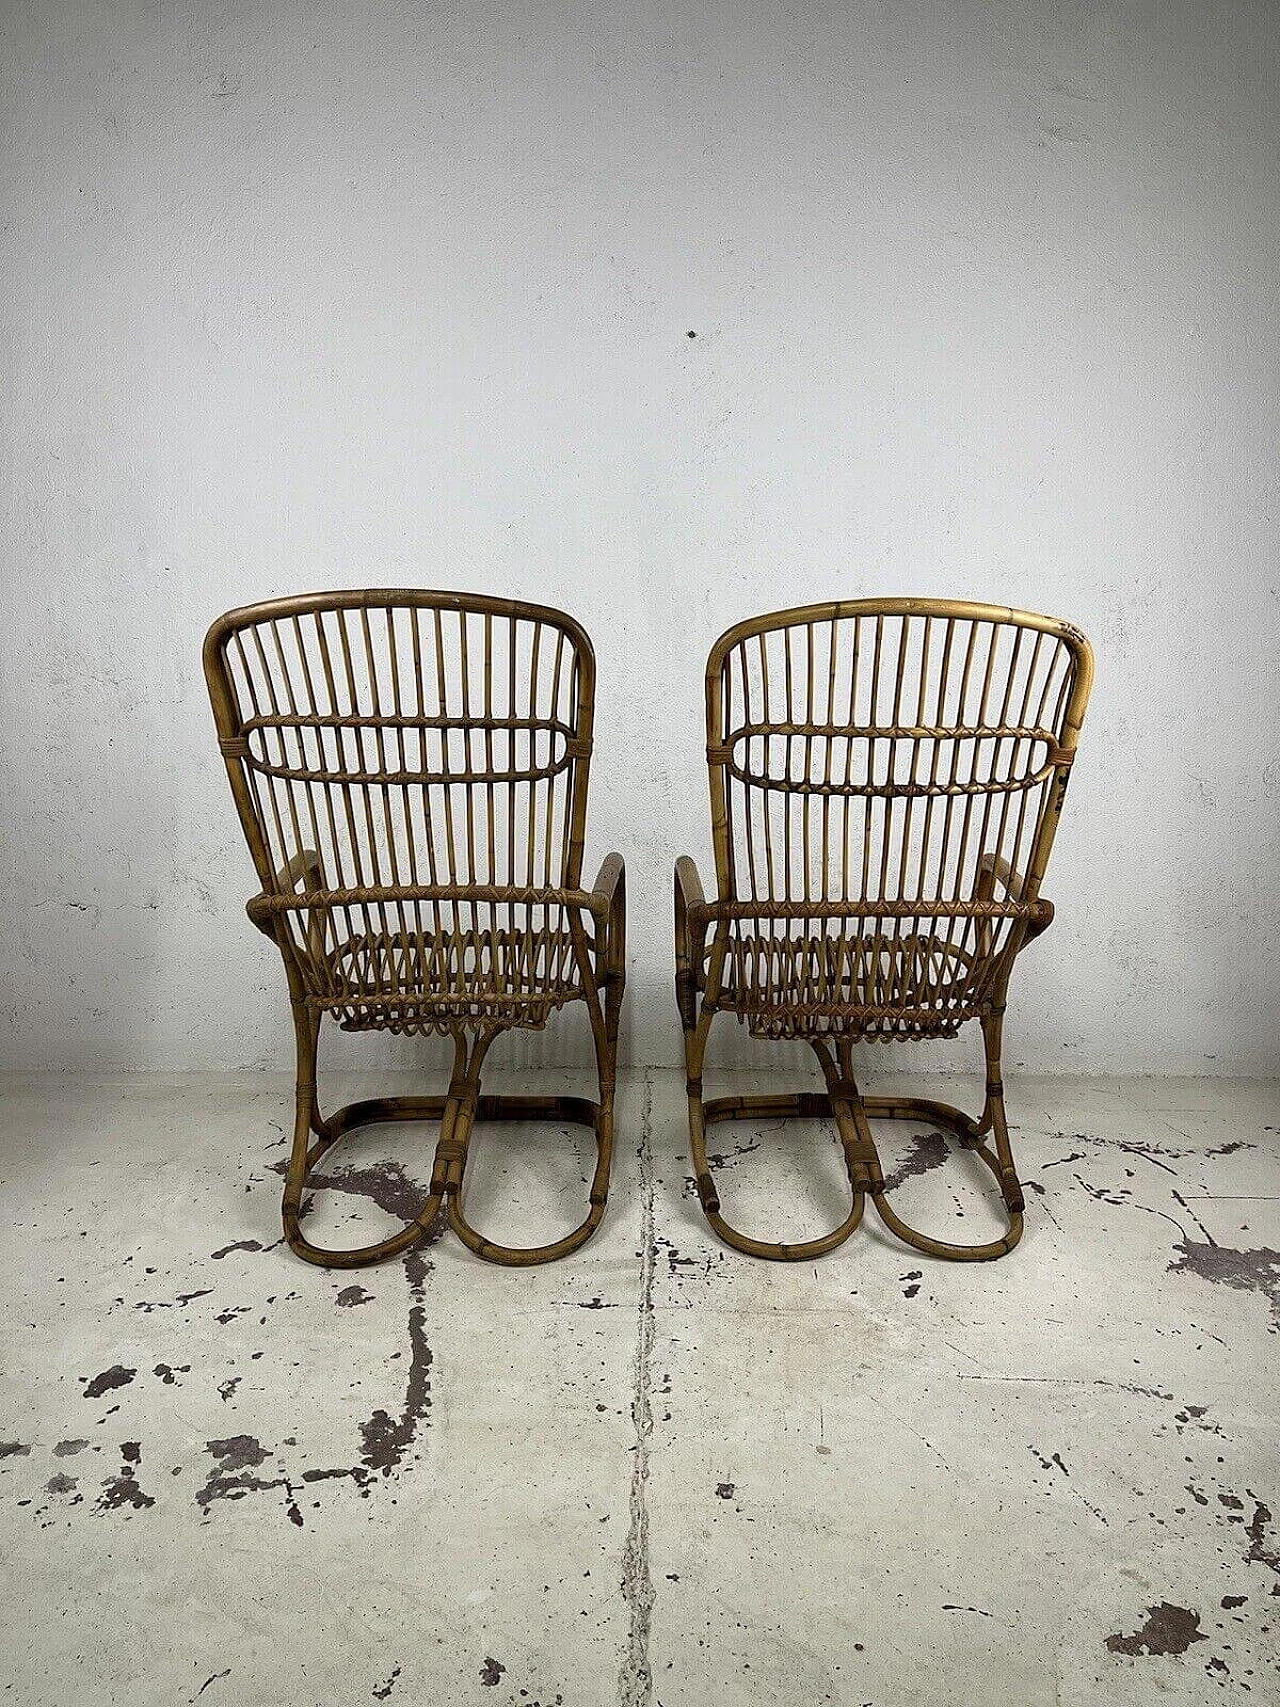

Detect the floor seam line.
[{"left": 617, "top": 1066, "right": 656, "bottom": 1707}]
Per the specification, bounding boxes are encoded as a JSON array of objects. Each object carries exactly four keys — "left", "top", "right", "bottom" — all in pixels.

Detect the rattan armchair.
[
  {"left": 675, "top": 599, "right": 1093, "bottom": 1262},
  {"left": 204, "top": 591, "right": 624, "bottom": 1269}
]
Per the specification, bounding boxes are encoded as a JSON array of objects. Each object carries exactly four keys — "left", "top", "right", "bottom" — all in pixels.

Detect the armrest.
[
  {"left": 675, "top": 855, "right": 706, "bottom": 917},
  {"left": 590, "top": 853, "right": 626, "bottom": 988},
  {"left": 674, "top": 856, "right": 709, "bottom": 1027},
  {"left": 591, "top": 852, "right": 625, "bottom": 909}
]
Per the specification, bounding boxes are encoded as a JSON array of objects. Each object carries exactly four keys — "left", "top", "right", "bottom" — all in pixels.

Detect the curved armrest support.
[
  {"left": 977, "top": 852, "right": 1026, "bottom": 899},
  {"left": 674, "top": 856, "right": 709, "bottom": 1028},
  {"left": 590, "top": 853, "right": 626, "bottom": 990},
  {"left": 247, "top": 849, "right": 325, "bottom": 940},
  {"left": 977, "top": 851, "right": 1054, "bottom": 943}
]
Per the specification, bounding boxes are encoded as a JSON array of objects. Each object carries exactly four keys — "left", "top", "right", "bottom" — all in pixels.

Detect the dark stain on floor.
[
  {"left": 164, "top": 1161, "right": 441, "bottom": 1524},
  {"left": 1, "top": 1441, "right": 32, "bottom": 1459},
  {"left": 195, "top": 1435, "right": 303, "bottom": 1527},
  {"left": 96, "top": 1440, "right": 154, "bottom": 1513},
  {"left": 192, "top": 1668, "right": 231, "bottom": 1700},
  {"left": 135, "top": 1289, "right": 214, "bottom": 1314},
  {"left": 372, "top": 1664, "right": 401, "bottom": 1699},
  {"left": 1030, "top": 1446, "right": 1070, "bottom": 1476},
  {"left": 211, "top": 1239, "right": 271, "bottom": 1260},
  {"left": 705, "top": 1135, "right": 762, "bottom": 1169},
  {"left": 82, "top": 1365, "right": 136, "bottom": 1400},
  {"left": 204, "top": 1435, "right": 271, "bottom": 1476},
  {"left": 880, "top": 1130, "right": 950, "bottom": 1193},
  {"left": 1244, "top": 1499, "right": 1277, "bottom": 1574},
  {"left": 1173, "top": 1403, "right": 1221, "bottom": 1436},
  {"left": 359, "top": 1250, "right": 432, "bottom": 1475},
  {"left": 271, "top": 1154, "right": 438, "bottom": 1228},
  {"left": 1168, "top": 1239, "right": 1280, "bottom": 1324},
  {"left": 479, "top": 1657, "right": 506, "bottom": 1686},
  {"left": 1105, "top": 1602, "right": 1208, "bottom": 1656}
]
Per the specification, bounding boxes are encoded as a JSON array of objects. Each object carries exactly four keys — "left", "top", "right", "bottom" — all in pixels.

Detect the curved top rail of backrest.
[
  {"left": 706, "top": 598, "right": 1093, "bottom": 724},
  {"left": 204, "top": 589, "right": 597, "bottom": 896},
  {"left": 205, "top": 588, "right": 595, "bottom": 734},
  {"left": 703, "top": 598, "right": 1094, "bottom": 910}
]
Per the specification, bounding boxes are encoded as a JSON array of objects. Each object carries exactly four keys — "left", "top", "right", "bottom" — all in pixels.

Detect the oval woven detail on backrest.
[
  {"left": 719, "top": 723, "right": 1065, "bottom": 797},
  {"left": 241, "top": 715, "right": 577, "bottom": 787}
]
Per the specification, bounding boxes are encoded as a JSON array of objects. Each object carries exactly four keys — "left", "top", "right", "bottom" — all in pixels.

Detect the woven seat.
[
  {"left": 675, "top": 598, "right": 1093, "bottom": 1263},
  {"left": 325, "top": 913, "right": 583, "bottom": 1033},
  {"left": 718, "top": 923, "right": 987, "bottom": 1040},
  {"left": 205, "top": 590, "right": 625, "bottom": 1270}
]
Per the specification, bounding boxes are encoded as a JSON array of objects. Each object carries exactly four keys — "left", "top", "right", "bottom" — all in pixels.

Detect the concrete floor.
[{"left": 0, "top": 1068, "right": 1276, "bottom": 1706}]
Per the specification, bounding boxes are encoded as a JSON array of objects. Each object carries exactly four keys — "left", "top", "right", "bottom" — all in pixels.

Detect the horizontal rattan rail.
[
  {"left": 683, "top": 897, "right": 1053, "bottom": 922},
  {"left": 205, "top": 589, "right": 625, "bottom": 1270},
  {"left": 675, "top": 597, "right": 1093, "bottom": 1263}
]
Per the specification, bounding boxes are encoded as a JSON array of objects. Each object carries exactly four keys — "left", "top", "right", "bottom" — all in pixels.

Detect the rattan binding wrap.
[
  {"left": 676, "top": 598, "right": 1093, "bottom": 1262},
  {"left": 205, "top": 590, "right": 625, "bottom": 1269}
]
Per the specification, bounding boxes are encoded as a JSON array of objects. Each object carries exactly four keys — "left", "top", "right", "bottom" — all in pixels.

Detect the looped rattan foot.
[
  {"left": 283, "top": 1094, "right": 456, "bottom": 1269},
  {"left": 690, "top": 1092, "right": 866, "bottom": 1261},
  {"left": 286, "top": 1092, "right": 615, "bottom": 1269},
  {"left": 858, "top": 1096, "right": 1024, "bottom": 1263},
  {"left": 446, "top": 1094, "right": 615, "bottom": 1266}
]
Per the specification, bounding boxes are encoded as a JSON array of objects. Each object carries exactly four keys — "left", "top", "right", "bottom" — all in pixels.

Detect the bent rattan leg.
[
  {"left": 690, "top": 1092, "right": 866, "bottom": 1260},
  {"left": 683, "top": 1016, "right": 864, "bottom": 1260},
  {"left": 446, "top": 990, "right": 619, "bottom": 1267},
  {"left": 281, "top": 1016, "right": 463, "bottom": 1269},
  {"left": 832, "top": 1023, "right": 1026, "bottom": 1263},
  {"left": 445, "top": 1098, "right": 612, "bottom": 1265}
]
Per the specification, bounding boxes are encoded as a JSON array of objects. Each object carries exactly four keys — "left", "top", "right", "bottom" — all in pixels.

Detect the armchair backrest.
[
  {"left": 704, "top": 599, "right": 1092, "bottom": 918},
  {"left": 204, "top": 590, "right": 596, "bottom": 905}
]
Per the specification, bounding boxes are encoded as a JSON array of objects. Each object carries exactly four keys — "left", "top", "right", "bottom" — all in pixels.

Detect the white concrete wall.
[{"left": 2, "top": 0, "right": 1277, "bottom": 1076}]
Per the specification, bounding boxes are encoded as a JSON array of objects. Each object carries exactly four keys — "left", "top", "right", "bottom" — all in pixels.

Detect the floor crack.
[{"left": 618, "top": 1069, "right": 656, "bottom": 1707}]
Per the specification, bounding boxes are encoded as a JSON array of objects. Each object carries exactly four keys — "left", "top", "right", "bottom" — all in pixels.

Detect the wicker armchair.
[
  {"left": 204, "top": 591, "right": 625, "bottom": 1269},
  {"left": 675, "top": 599, "right": 1093, "bottom": 1262}
]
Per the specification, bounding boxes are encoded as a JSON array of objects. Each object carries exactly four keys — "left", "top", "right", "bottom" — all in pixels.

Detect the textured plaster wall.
[{"left": 1, "top": 0, "right": 1277, "bottom": 1074}]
